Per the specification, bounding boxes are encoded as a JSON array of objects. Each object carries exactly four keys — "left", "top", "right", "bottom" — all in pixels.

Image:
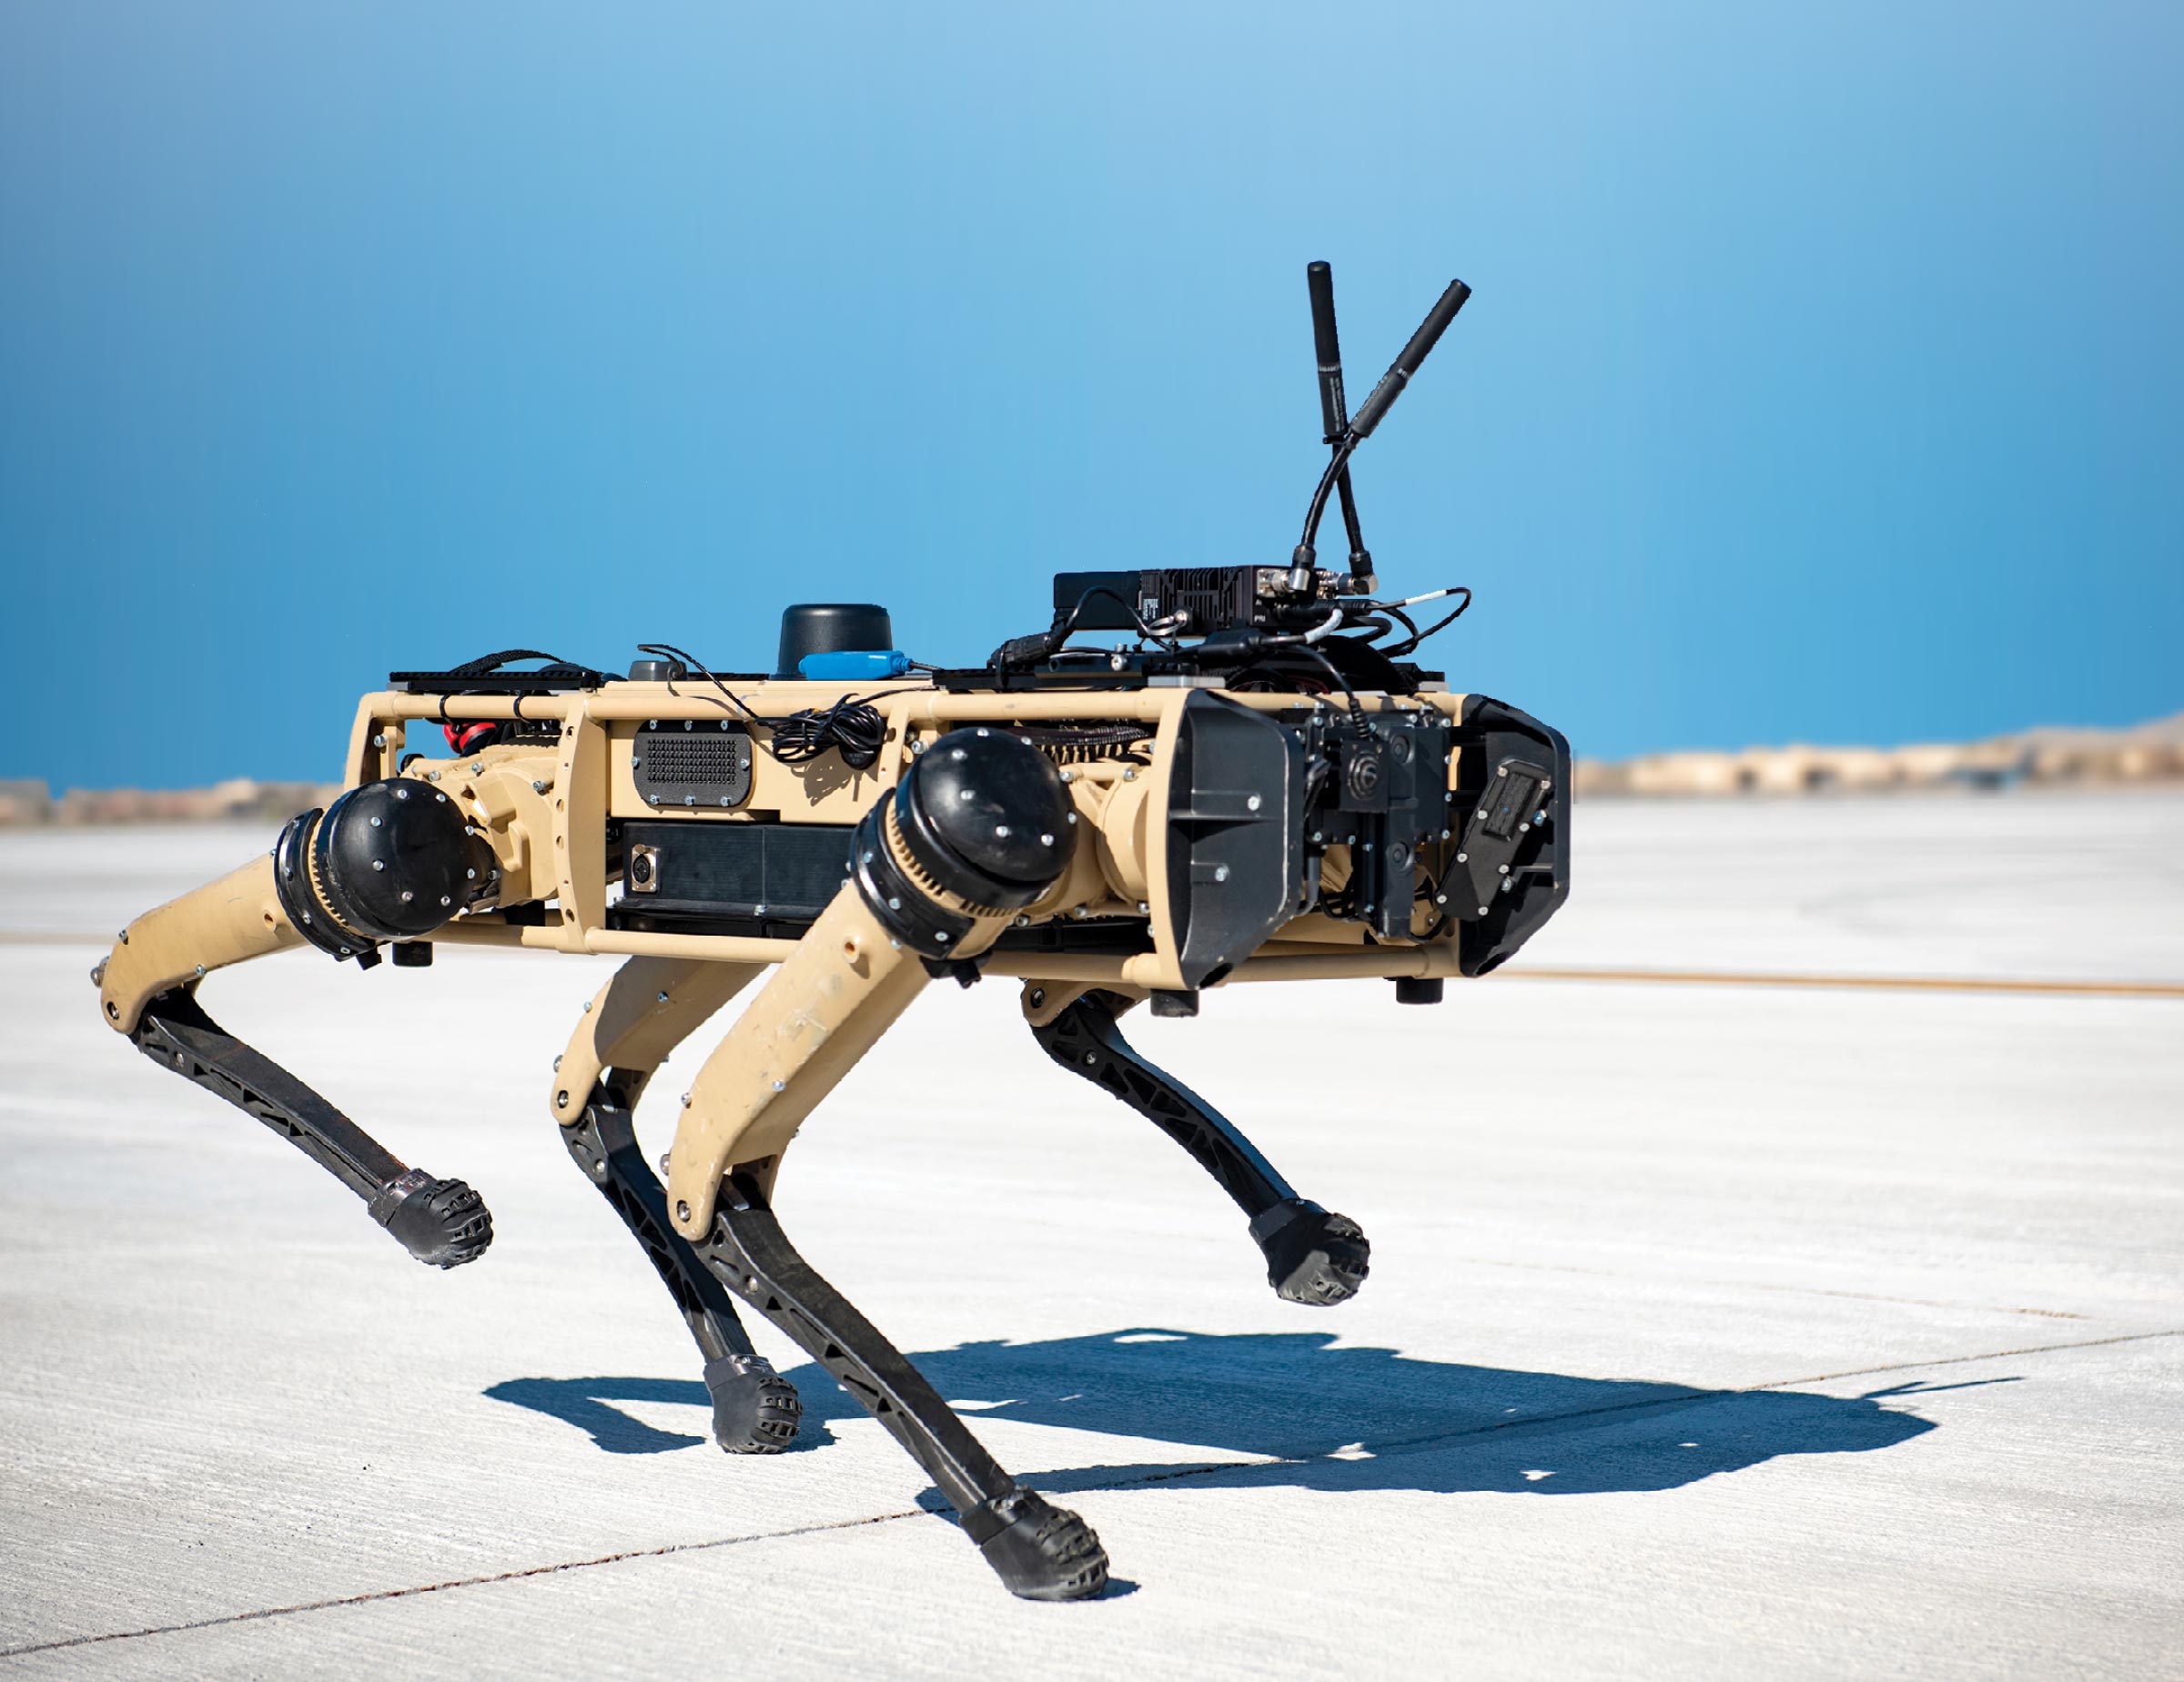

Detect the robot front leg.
[
  {"left": 1026, "top": 986, "right": 1370, "bottom": 1305},
  {"left": 95, "top": 789, "right": 499, "bottom": 1267},
  {"left": 660, "top": 729, "right": 1108, "bottom": 1600},
  {"left": 552, "top": 956, "right": 801, "bottom": 1454}
]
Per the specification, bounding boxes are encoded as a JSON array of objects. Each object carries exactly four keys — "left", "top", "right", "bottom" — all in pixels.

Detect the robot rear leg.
[
  {"left": 96, "top": 813, "right": 493, "bottom": 1268},
  {"left": 553, "top": 956, "right": 800, "bottom": 1454}
]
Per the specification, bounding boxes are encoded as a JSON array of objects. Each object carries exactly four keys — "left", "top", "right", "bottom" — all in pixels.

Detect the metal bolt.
[
  {"left": 1476, "top": 809, "right": 1488, "bottom": 821},
  {"left": 1499, "top": 864, "right": 1511, "bottom": 875},
  {"left": 1122, "top": 767, "right": 1137, "bottom": 781},
  {"left": 1213, "top": 864, "right": 1230, "bottom": 882},
  {"left": 754, "top": 904, "right": 766, "bottom": 916},
  {"left": 1014, "top": 915, "right": 1030, "bottom": 927},
  {"left": 676, "top": 1201, "right": 690, "bottom": 1221},
  {"left": 1059, "top": 769, "right": 1075, "bottom": 784},
  {"left": 1457, "top": 851, "right": 1468, "bottom": 863},
  {"left": 434, "top": 791, "right": 446, "bottom": 803},
  {"left": 657, "top": 990, "right": 670, "bottom": 1003},
  {"left": 582, "top": 1000, "right": 592, "bottom": 1012},
  {"left": 720, "top": 797, "right": 731, "bottom": 807},
  {"left": 772, "top": 1079, "right": 786, "bottom": 1092},
  {"left": 1084, "top": 1051, "right": 1097, "bottom": 1066},
  {"left": 371, "top": 733, "right": 386, "bottom": 747},
  {"left": 1312, "top": 831, "right": 1324, "bottom": 844},
  {"left": 533, "top": 780, "right": 548, "bottom": 794},
  {"left": 466, "top": 867, "right": 476, "bottom": 879},
  {"left": 684, "top": 795, "right": 694, "bottom": 807},
  {"left": 681, "top": 1092, "right": 691, "bottom": 1107},
  {"left": 1499, "top": 766, "right": 1509, "bottom": 777},
  {"left": 953, "top": 746, "right": 968, "bottom": 761},
  {"left": 1363, "top": 842, "right": 1374, "bottom": 853},
  {"left": 1478, "top": 905, "right": 1491, "bottom": 916},
  {"left": 888, "top": 895, "right": 902, "bottom": 910},
  {"left": 440, "top": 895, "right": 451, "bottom": 907},
  {"left": 1137, "top": 900, "right": 1149, "bottom": 914},
  {"left": 194, "top": 965, "right": 206, "bottom": 978},
  {"left": 995, "top": 825, "right": 1011, "bottom": 838},
  {"left": 1039, "top": 832, "right": 1055, "bottom": 846},
  {"left": 400, "top": 890, "right": 414, "bottom": 902},
  {"left": 935, "top": 931, "right": 951, "bottom": 944},
  {"left": 1246, "top": 794, "right": 1261, "bottom": 811},
  {"left": 1066, "top": 812, "right": 1078, "bottom": 826},
  {"left": 1436, "top": 894, "right": 1449, "bottom": 905},
  {"left": 555, "top": 1090, "right": 569, "bottom": 1109},
  {"left": 471, "top": 761, "right": 484, "bottom": 774},
  {"left": 1518, "top": 822, "right": 1530, "bottom": 834},
  {"left": 1028, "top": 986, "right": 1048, "bottom": 1008},
  {"left": 1535, "top": 810, "right": 1547, "bottom": 824},
  {"left": 369, "top": 815, "right": 383, "bottom": 828},
  {"left": 371, "top": 859, "right": 386, "bottom": 872},
  {"left": 552, "top": 1055, "right": 562, "bottom": 1070}
]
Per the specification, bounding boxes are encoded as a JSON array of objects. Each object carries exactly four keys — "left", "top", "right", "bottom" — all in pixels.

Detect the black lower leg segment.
[
  {"left": 562, "top": 1093, "right": 800, "bottom": 1454},
  {"left": 131, "top": 988, "right": 491, "bottom": 1268},
  {"left": 693, "top": 1171, "right": 1108, "bottom": 1601},
  {"left": 1031, "top": 989, "right": 1369, "bottom": 1303}
]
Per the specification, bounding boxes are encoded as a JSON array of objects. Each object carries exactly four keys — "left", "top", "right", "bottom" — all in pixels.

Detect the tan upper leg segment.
[
  {"left": 664, "top": 882, "right": 1009, "bottom": 1238},
  {"left": 97, "top": 855, "right": 304, "bottom": 1034},
  {"left": 551, "top": 955, "right": 763, "bottom": 1122}
]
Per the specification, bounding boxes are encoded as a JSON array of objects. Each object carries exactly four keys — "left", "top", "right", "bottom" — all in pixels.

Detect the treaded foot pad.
[
  {"left": 965, "top": 1489, "right": 1109, "bottom": 1601},
  {"left": 369, "top": 1170, "right": 493, "bottom": 1268},
  {"left": 1250, "top": 1198, "right": 1370, "bottom": 1305},
  {"left": 702, "top": 1353, "right": 802, "bottom": 1454}
]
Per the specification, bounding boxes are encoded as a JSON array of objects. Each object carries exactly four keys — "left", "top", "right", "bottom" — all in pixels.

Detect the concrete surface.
[{"left": 2, "top": 792, "right": 2179, "bottom": 1677}]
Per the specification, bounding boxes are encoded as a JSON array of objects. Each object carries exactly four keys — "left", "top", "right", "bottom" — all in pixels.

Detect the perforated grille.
[{"left": 632, "top": 723, "right": 753, "bottom": 808}]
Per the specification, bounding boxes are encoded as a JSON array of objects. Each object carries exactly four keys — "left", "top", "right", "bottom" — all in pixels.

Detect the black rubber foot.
[
  {"left": 369, "top": 1170, "right": 493, "bottom": 1269},
  {"left": 702, "top": 1353, "right": 802, "bottom": 1454},
  {"left": 1250, "top": 1199, "right": 1370, "bottom": 1306},
  {"left": 966, "top": 1490, "right": 1109, "bottom": 1601}
]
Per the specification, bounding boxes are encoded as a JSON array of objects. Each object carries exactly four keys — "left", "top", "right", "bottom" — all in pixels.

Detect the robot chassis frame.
[{"left": 95, "top": 674, "right": 1566, "bottom": 1599}]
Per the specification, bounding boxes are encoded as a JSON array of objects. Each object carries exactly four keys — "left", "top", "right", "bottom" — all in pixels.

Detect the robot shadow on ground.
[{"left": 486, "top": 1327, "right": 1938, "bottom": 1500}]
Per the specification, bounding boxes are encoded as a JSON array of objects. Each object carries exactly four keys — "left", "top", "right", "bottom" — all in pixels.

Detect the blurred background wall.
[{"left": 2, "top": 0, "right": 2179, "bottom": 791}]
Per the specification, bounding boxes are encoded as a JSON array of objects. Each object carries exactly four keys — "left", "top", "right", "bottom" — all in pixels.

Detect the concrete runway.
[{"left": 2, "top": 792, "right": 2179, "bottom": 1677}]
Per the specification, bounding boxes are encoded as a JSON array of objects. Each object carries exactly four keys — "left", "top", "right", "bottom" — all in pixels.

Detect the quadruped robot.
[{"left": 94, "top": 264, "right": 1570, "bottom": 1599}]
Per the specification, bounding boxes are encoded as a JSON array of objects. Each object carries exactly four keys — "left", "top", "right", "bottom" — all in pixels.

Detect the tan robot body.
[{"left": 90, "top": 265, "right": 1572, "bottom": 1601}]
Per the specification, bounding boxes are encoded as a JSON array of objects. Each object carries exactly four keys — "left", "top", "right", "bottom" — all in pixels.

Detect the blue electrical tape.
[{"left": 797, "top": 649, "right": 914, "bottom": 681}]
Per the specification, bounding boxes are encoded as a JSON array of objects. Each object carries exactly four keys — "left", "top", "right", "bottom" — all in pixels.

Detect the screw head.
[
  {"left": 1028, "top": 988, "right": 1046, "bottom": 1008},
  {"left": 1246, "top": 794, "right": 1261, "bottom": 811}
]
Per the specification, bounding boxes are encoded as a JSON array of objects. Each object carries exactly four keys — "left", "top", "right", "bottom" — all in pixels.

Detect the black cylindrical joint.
[
  {"left": 892, "top": 729, "right": 1074, "bottom": 911},
  {"left": 309, "top": 779, "right": 491, "bottom": 943},
  {"left": 1307, "top": 261, "right": 1348, "bottom": 443},
  {"left": 852, "top": 728, "right": 1075, "bottom": 959},
  {"left": 1350, "top": 279, "right": 1471, "bottom": 439},
  {"left": 1393, "top": 976, "right": 1445, "bottom": 1006},
  {"left": 776, "top": 603, "right": 894, "bottom": 679}
]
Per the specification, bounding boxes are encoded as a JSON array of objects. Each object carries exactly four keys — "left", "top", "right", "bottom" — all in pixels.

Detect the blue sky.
[{"left": 2, "top": 1, "right": 2179, "bottom": 788}]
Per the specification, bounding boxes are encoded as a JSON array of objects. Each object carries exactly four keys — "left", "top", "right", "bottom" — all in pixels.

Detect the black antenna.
[
  {"left": 1293, "top": 276, "right": 1471, "bottom": 579},
  {"left": 1299, "top": 261, "right": 1372, "bottom": 593}
]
